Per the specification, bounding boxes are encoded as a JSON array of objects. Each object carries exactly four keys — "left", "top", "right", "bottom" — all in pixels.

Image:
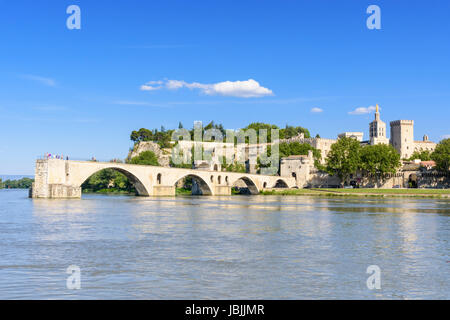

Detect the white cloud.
[
  {"left": 20, "top": 74, "right": 56, "bottom": 87},
  {"left": 441, "top": 134, "right": 450, "bottom": 139},
  {"left": 348, "top": 105, "right": 377, "bottom": 115},
  {"left": 140, "top": 85, "right": 160, "bottom": 91},
  {"left": 140, "top": 80, "right": 163, "bottom": 91},
  {"left": 311, "top": 107, "right": 323, "bottom": 113},
  {"left": 140, "top": 79, "right": 273, "bottom": 98}
]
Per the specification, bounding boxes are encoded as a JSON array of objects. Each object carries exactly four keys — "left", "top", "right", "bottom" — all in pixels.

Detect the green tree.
[
  {"left": 243, "top": 122, "right": 279, "bottom": 143},
  {"left": 359, "top": 144, "right": 401, "bottom": 175},
  {"left": 0, "top": 177, "right": 34, "bottom": 189},
  {"left": 137, "top": 128, "right": 153, "bottom": 142},
  {"left": 325, "top": 137, "right": 362, "bottom": 185},
  {"left": 223, "top": 162, "right": 246, "bottom": 173},
  {"left": 280, "top": 125, "right": 311, "bottom": 139},
  {"left": 130, "top": 130, "right": 139, "bottom": 142},
  {"left": 408, "top": 149, "right": 433, "bottom": 161},
  {"left": 129, "top": 151, "right": 160, "bottom": 166},
  {"left": 431, "top": 138, "right": 450, "bottom": 172},
  {"left": 81, "top": 169, "right": 135, "bottom": 193},
  {"left": 153, "top": 130, "right": 171, "bottom": 148},
  {"left": 277, "top": 142, "right": 320, "bottom": 159}
]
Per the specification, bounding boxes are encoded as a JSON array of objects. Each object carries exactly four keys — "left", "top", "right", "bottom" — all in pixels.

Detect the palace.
[
  {"left": 130, "top": 105, "right": 437, "bottom": 174},
  {"left": 368, "top": 104, "right": 436, "bottom": 159},
  {"left": 275, "top": 104, "right": 437, "bottom": 163}
]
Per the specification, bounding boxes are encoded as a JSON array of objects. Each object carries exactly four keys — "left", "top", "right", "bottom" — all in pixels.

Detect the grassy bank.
[
  {"left": 176, "top": 188, "right": 192, "bottom": 195},
  {"left": 82, "top": 188, "right": 136, "bottom": 195},
  {"left": 260, "top": 188, "right": 450, "bottom": 198},
  {"left": 312, "top": 188, "right": 450, "bottom": 195}
]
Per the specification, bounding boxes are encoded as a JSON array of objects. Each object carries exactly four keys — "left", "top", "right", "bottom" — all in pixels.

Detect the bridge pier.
[
  {"left": 30, "top": 159, "right": 82, "bottom": 199},
  {"left": 213, "top": 186, "right": 231, "bottom": 196},
  {"left": 31, "top": 183, "right": 81, "bottom": 199},
  {"left": 152, "top": 185, "right": 176, "bottom": 196}
]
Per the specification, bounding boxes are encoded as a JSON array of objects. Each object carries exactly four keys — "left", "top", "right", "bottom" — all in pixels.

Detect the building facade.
[
  {"left": 338, "top": 132, "right": 364, "bottom": 142},
  {"left": 390, "top": 120, "right": 437, "bottom": 159}
]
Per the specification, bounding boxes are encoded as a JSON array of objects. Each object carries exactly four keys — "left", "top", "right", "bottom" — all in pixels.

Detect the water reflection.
[{"left": 0, "top": 190, "right": 448, "bottom": 299}]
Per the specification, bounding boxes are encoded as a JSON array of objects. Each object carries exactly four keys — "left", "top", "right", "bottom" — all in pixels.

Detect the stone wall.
[
  {"left": 280, "top": 152, "right": 341, "bottom": 188},
  {"left": 280, "top": 133, "right": 336, "bottom": 164},
  {"left": 414, "top": 141, "right": 437, "bottom": 153},
  {"left": 353, "top": 171, "right": 449, "bottom": 189},
  {"left": 307, "top": 171, "right": 341, "bottom": 188}
]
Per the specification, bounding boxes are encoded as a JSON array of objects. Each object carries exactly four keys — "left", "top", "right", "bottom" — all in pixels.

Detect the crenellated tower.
[{"left": 390, "top": 120, "right": 415, "bottom": 159}]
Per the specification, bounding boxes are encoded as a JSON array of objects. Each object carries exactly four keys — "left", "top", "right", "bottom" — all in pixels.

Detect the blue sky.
[{"left": 0, "top": 0, "right": 449, "bottom": 174}]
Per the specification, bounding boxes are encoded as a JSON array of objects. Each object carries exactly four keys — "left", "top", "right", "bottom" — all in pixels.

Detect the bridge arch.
[
  {"left": 77, "top": 166, "right": 151, "bottom": 196},
  {"left": 273, "top": 179, "right": 289, "bottom": 188},
  {"left": 231, "top": 176, "right": 259, "bottom": 195},
  {"left": 174, "top": 174, "right": 213, "bottom": 195}
]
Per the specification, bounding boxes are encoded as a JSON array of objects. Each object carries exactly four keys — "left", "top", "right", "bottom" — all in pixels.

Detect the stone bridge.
[{"left": 30, "top": 159, "right": 296, "bottom": 198}]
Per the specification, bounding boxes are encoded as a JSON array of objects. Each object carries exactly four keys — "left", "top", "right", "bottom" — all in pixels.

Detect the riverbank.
[
  {"left": 82, "top": 188, "right": 136, "bottom": 195},
  {"left": 260, "top": 188, "right": 450, "bottom": 198}
]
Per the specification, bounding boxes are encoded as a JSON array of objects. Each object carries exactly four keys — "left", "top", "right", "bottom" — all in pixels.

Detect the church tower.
[{"left": 369, "top": 104, "right": 389, "bottom": 145}]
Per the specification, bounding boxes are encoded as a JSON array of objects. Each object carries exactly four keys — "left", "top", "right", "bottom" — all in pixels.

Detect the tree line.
[
  {"left": 130, "top": 121, "right": 312, "bottom": 147},
  {"left": 325, "top": 137, "right": 450, "bottom": 185},
  {"left": 0, "top": 177, "right": 34, "bottom": 189}
]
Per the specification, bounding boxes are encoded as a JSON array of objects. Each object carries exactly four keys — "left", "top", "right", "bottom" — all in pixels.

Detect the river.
[{"left": 0, "top": 189, "right": 448, "bottom": 299}]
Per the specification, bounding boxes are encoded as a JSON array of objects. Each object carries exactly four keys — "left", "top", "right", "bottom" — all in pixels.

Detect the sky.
[{"left": 0, "top": 0, "right": 449, "bottom": 174}]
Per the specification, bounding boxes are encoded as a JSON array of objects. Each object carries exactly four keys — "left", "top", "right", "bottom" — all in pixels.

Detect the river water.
[{"left": 0, "top": 189, "right": 448, "bottom": 299}]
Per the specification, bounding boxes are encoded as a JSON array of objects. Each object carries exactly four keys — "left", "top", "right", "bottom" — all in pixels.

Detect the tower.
[
  {"left": 369, "top": 104, "right": 389, "bottom": 145},
  {"left": 390, "top": 120, "right": 414, "bottom": 159}
]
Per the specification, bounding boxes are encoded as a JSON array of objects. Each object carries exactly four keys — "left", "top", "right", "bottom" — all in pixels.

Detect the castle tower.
[
  {"left": 390, "top": 120, "right": 414, "bottom": 159},
  {"left": 369, "top": 104, "right": 389, "bottom": 145}
]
